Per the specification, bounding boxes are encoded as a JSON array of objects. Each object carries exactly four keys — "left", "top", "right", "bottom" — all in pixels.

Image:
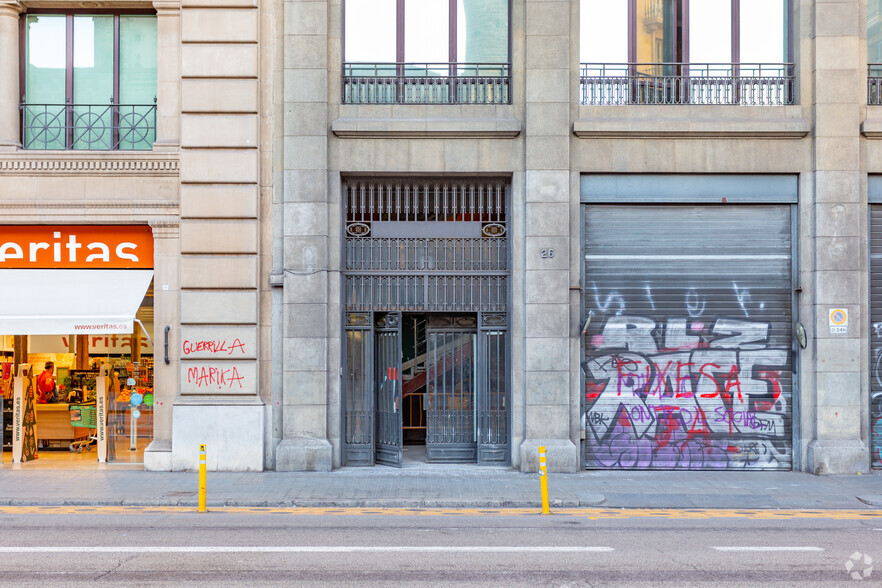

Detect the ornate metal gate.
[
  {"left": 426, "top": 315, "right": 477, "bottom": 462},
  {"left": 342, "top": 177, "right": 511, "bottom": 466},
  {"left": 375, "top": 313, "right": 403, "bottom": 467}
]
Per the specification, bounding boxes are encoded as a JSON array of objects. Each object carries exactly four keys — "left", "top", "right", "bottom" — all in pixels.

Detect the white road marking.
[
  {"left": 712, "top": 546, "right": 824, "bottom": 552},
  {"left": 0, "top": 546, "right": 614, "bottom": 554}
]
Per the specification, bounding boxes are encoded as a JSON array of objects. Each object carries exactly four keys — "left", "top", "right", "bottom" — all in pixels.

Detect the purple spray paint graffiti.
[{"left": 584, "top": 316, "right": 790, "bottom": 470}]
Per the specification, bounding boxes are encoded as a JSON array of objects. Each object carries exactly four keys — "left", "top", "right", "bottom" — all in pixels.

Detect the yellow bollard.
[
  {"left": 198, "top": 444, "right": 207, "bottom": 513},
  {"left": 539, "top": 445, "right": 550, "bottom": 515}
]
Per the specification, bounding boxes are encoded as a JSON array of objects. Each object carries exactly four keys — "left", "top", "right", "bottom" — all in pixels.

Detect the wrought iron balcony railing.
[
  {"left": 870, "top": 64, "right": 882, "bottom": 104},
  {"left": 342, "top": 62, "right": 511, "bottom": 105},
  {"left": 20, "top": 102, "right": 157, "bottom": 150},
  {"left": 580, "top": 63, "right": 794, "bottom": 106}
]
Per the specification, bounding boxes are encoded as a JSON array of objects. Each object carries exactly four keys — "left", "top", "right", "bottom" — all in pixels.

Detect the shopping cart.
[{"left": 69, "top": 403, "right": 97, "bottom": 453}]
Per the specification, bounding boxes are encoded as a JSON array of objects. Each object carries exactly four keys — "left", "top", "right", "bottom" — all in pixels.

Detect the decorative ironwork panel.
[
  {"left": 342, "top": 63, "right": 511, "bottom": 105},
  {"left": 870, "top": 64, "right": 882, "bottom": 105},
  {"left": 345, "top": 178, "right": 507, "bottom": 225},
  {"left": 345, "top": 237, "right": 508, "bottom": 272},
  {"left": 345, "top": 275, "right": 507, "bottom": 313},
  {"left": 579, "top": 63, "right": 794, "bottom": 106},
  {"left": 21, "top": 103, "right": 157, "bottom": 150}
]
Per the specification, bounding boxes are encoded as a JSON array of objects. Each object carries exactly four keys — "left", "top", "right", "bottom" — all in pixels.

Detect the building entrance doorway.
[
  {"left": 345, "top": 311, "right": 508, "bottom": 467},
  {"left": 341, "top": 177, "right": 511, "bottom": 467}
]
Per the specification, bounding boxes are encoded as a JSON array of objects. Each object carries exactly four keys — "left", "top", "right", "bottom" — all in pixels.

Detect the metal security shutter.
[
  {"left": 870, "top": 206, "right": 882, "bottom": 469},
  {"left": 582, "top": 204, "right": 793, "bottom": 470}
]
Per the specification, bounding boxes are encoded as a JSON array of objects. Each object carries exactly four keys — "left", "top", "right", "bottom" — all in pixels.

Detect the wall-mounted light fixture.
[
  {"left": 580, "top": 310, "right": 594, "bottom": 337},
  {"left": 794, "top": 322, "right": 807, "bottom": 350}
]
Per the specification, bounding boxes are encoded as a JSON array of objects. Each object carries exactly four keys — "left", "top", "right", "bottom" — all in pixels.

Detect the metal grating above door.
[
  {"left": 582, "top": 204, "right": 794, "bottom": 471},
  {"left": 343, "top": 178, "right": 509, "bottom": 314}
]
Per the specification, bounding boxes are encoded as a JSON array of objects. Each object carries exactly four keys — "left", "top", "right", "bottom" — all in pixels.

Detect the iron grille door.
[
  {"left": 426, "top": 315, "right": 478, "bottom": 462},
  {"left": 871, "top": 206, "right": 882, "bottom": 469},
  {"left": 477, "top": 312, "right": 509, "bottom": 463},
  {"left": 582, "top": 204, "right": 793, "bottom": 471},
  {"left": 343, "top": 312, "right": 373, "bottom": 466},
  {"left": 375, "top": 312, "right": 403, "bottom": 467}
]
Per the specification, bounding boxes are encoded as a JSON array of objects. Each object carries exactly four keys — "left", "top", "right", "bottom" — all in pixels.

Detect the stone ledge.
[
  {"left": 861, "top": 118, "right": 882, "bottom": 138},
  {"left": 0, "top": 151, "right": 180, "bottom": 176},
  {"left": 574, "top": 117, "right": 811, "bottom": 139},
  {"left": 331, "top": 117, "right": 522, "bottom": 138},
  {"left": 574, "top": 106, "right": 811, "bottom": 139}
]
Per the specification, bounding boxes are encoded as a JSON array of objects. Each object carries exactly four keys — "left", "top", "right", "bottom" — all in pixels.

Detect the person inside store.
[{"left": 37, "top": 361, "right": 57, "bottom": 404}]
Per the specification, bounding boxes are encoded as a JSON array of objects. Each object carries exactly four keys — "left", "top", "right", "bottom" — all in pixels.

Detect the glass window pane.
[
  {"left": 73, "top": 15, "right": 114, "bottom": 149},
  {"left": 457, "top": 0, "right": 508, "bottom": 64},
  {"left": 345, "top": 0, "right": 397, "bottom": 62},
  {"left": 740, "top": 0, "right": 786, "bottom": 64},
  {"left": 872, "top": 0, "right": 882, "bottom": 65},
  {"left": 580, "top": 0, "right": 628, "bottom": 64},
  {"left": 635, "top": 0, "right": 676, "bottom": 65},
  {"left": 25, "top": 15, "right": 66, "bottom": 149},
  {"left": 405, "top": 0, "right": 448, "bottom": 63},
  {"left": 120, "top": 16, "right": 157, "bottom": 150},
  {"left": 689, "top": 0, "right": 731, "bottom": 64}
]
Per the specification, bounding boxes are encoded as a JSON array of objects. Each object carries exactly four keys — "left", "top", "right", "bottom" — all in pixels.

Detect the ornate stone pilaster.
[{"left": 0, "top": 1, "right": 23, "bottom": 151}]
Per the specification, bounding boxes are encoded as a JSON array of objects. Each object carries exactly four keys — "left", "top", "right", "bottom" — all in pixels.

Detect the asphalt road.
[{"left": 0, "top": 507, "right": 879, "bottom": 586}]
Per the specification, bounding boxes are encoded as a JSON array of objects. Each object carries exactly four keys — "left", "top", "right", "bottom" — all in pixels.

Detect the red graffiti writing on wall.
[
  {"left": 186, "top": 366, "right": 245, "bottom": 389},
  {"left": 182, "top": 339, "right": 246, "bottom": 356}
]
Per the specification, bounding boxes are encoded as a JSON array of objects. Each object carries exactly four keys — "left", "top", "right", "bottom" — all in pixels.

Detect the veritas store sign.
[{"left": 0, "top": 226, "right": 153, "bottom": 269}]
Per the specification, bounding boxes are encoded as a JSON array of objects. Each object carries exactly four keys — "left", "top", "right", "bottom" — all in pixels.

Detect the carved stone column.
[{"left": 0, "top": 1, "right": 23, "bottom": 151}]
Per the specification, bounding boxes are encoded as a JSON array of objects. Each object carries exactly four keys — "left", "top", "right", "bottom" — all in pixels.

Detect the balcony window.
[
  {"left": 22, "top": 12, "right": 157, "bottom": 150},
  {"left": 869, "top": 0, "right": 882, "bottom": 104},
  {"left": 580, "top": 0, "right": 792, "bottom": 106},
  {"left": 342, "top": 0, "right": 511, "bottom": 104}
]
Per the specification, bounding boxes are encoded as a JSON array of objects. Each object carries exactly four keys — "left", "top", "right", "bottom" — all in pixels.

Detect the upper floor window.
[
  {"left": 580, "top": 0, "right": 792, "bottom": 106},
  {"left": 342, "top": 0, "right": 510, "bottom": 104},
  {"left": 869, "top": 0, "right": 882, "bottom": 104},
  {"left": 22, "top": 12, "right": 157, "bottom": 150}
]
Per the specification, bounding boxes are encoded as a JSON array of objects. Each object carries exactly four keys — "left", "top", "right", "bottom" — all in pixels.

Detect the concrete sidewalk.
[{"left": 0, "top": 464, "right": 880, "bottom": 509}]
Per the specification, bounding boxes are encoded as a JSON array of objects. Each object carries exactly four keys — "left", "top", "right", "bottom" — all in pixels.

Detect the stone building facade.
[{"left": 0, "top": 0, "right": 877, "bottom": 474}]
